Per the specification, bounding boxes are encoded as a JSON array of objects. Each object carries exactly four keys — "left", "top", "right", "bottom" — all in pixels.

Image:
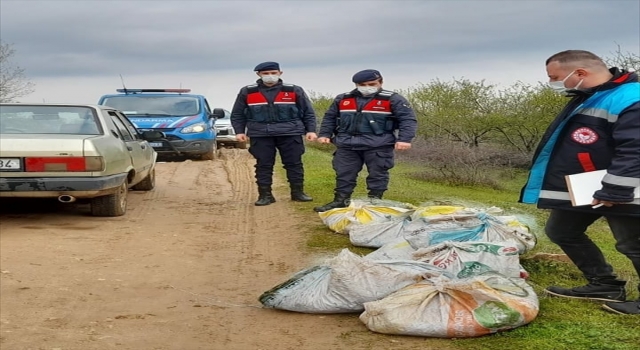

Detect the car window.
[
  {"left": 114, "top": 111, "right": 141, "bottom": 140},
  {"left": 108, "top": 111, "right": 134, "bottom": 141},
  {"left": 204, "top": 99, "right": 212, "bottom": 115},
  {"left": 0, "top": 105, "right": 101, "bottom": 135}
]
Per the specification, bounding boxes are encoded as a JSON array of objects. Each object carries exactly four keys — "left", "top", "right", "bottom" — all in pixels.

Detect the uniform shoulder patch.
[{"left": 571, "top": 127, "right": 599, "bottom": 144}]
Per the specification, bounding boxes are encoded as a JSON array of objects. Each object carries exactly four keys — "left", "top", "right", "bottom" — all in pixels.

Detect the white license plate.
[
  {"left": 0, "top": 158, "right": 22, "bottom": 171},
  {"left": 149, "top": 142, "right": 163, "bottom": 147}
]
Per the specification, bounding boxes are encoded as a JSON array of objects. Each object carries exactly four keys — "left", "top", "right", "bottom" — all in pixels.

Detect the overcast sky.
[{"left": 1, "top": 0, "right": 639, "bottom": 109}]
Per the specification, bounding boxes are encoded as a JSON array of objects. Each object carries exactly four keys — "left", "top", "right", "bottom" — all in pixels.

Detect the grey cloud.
[{"left": 1, "top": 0, "right": 638, "bottom": 78}]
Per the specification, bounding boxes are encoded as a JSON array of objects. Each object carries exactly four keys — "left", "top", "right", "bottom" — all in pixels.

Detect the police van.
[{"left": 97, "top": 89, "right": 225, "bottom": 160}]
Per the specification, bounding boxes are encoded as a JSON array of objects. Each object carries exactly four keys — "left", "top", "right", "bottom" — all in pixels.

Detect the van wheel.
[
  {"left": 132, "top": 168, "right": 155, "bottom": 191},
  {"left": 91, "top": 182, "right": 127, "bottom": 217},
  {"left": 200, "top": 143, "right": 218, "bottom": 160}
]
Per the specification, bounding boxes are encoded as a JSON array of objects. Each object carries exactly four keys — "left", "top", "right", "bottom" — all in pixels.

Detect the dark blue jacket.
[
  {"left": 520, "top": 68, "right": 640, "bottom": 216},
  {"left": 230, "top": 80, "right": 316, "bottom": 137},
  {"left": 318, "top": 89, "right": 417, "bottom": 149}
]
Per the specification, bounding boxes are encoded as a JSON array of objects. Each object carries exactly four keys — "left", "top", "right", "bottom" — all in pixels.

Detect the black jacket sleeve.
[
  {"left": 390, "top": 94, "right": 418, "bottom": 143},
  {"left": 594, "top": 102, "right": 640, "bottom": 202},
  {"left": 230, "top": 87, "right": 248, "bottom": 135},
  {"left": 294, "top": 86, "right": 317, "bottom": 133},
  {"left": 318, "top": 95, "right": 343, "bottom": 138}
]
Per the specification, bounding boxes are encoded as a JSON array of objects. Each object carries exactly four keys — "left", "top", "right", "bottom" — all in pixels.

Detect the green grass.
[{"left": 274, "top": 145, "right": 640, "bottom": 350}]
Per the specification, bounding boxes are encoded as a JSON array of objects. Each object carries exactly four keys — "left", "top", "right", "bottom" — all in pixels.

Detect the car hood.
[
  {"left": 127, "top": 115, "right": 200, "bottom": 129},
  {"left": 0, "top": 134, "right": 94, "bottom": 157}
]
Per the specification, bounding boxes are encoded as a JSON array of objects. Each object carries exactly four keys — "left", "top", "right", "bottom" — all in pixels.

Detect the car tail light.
[{"left": 25, "top": 156, "right": 104, "bottom": 172}]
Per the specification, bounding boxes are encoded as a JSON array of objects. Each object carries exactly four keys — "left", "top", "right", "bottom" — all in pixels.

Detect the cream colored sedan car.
[{"left": 0, "top": 103, "right": 161, "bottom": 217}]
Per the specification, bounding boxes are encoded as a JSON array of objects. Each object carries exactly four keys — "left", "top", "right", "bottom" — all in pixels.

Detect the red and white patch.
[{"left": 571, "top": 127, "right": 599, "bottom": 144}]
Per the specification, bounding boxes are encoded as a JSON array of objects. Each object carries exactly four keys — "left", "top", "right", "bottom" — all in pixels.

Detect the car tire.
[
  {"left": 132, "top": 167, "right": 155, "bottom": 191},
  {"left": 236, "top": 141, "right": 247, "bottom": 149},
  {"left": 91, "top": 182, "right": 128, "bottom": 217},
  {"left": 200, "top": 142, "right": 218, "bottom": 160}
]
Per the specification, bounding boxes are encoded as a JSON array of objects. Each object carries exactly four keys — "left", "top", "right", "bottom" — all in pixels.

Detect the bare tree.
[
  {"left": 0, "top": 41, "right": 35, "bottom": 102},
  {"left": 604, "top": 43, "right": 640, "bottom": 73}
]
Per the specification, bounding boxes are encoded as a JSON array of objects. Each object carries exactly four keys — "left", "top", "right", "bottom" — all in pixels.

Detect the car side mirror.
[
  {"left": 141, "top": 130, "right": 165, "bottom": 140},
  {"left": 211, "top": 108, "right": 225, "bottom": 119}
]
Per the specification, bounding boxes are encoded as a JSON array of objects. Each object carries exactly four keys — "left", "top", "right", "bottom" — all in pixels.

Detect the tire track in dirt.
[
  {"left": 200, "top": 149, "right": 346, "bottom": 349},
  {"left": 0, "top": 149, "right": 444, "bottom": 350}
]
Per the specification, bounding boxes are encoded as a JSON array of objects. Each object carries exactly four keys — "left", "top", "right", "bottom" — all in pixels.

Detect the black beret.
[
  {"left": 254, "top": 61, "right": 280, "bottom": 72},
  {"left": 352, "top": 69, "right": 382, "bottom": 83}
]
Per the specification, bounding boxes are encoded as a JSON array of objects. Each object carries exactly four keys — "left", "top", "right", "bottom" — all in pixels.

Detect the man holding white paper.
[{"left": 520, "top": 50, "right": 640, "bottom": 315}]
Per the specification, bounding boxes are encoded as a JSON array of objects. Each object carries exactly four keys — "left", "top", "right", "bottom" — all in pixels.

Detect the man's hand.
[
  {"left": 591, "top": 199, "right": 621, "bottom": 208},
  {"left": 317, "top": 137, "right": 331, "bottom": 144},
  {"left": 306, "top": 132, "right": 318, "bottom": 142},
  {"left": 236, "top": 134, "right": 247, "bottom": 142},
  {"left": 395, "top": 142, "right": 411, "bottom": 150}
]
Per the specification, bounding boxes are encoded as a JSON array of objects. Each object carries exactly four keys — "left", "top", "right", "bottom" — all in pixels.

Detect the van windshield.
[{"left": 102, "top": 96, "right": 201, "bottom": 117}]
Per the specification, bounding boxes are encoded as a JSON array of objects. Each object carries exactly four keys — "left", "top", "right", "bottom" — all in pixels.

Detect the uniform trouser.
[
  {"left": 248, "top": 135, "right": 305, "bottom": 187},
  {"left": 545, "top": 209, "right": 640, "bottom": 292},
  {"left": 332, "top": 146, "right": 395, "bottom": 195}
]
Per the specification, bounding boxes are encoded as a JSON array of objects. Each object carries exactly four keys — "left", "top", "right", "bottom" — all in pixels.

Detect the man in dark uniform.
[
  {"left": 313, "top": 69, "right": 417, "bottom": 212},
  {"left": 231, "top": 61, "right": 318, "bottom": 206}
]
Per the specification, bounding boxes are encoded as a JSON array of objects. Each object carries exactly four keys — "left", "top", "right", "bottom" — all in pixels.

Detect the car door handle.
[
  {"left": 140, "top": 144, "right": 146, "bottom": 149},
  {"left": 127, "top": 146, "right": 133, "bottom": 151}
]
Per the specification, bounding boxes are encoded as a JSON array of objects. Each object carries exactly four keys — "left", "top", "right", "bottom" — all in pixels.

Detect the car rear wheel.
[
  {"left": 132, "top": 168, "right": 156, "bottom": 191},
  {"left": 91, "top": 182, "right": 128, "bottom": 217},
  {"left": 200, "top": 142, "right": 218, "bottom": 160}
]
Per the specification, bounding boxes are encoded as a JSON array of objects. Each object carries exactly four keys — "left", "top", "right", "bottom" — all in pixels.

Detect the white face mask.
[
  {"left": 548, "top": 70, "right": 583, "bottom": 94},
  {"left": 260, "top": 74, "right": 280, "bottom": 84},
  {"left": 357, "top": 86, "right": 379, "bottom": 96}
]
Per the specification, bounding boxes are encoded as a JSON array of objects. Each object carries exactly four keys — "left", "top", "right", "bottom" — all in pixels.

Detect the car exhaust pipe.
[{"left": 58, "top": 195, "right": 76, "bottom": 203}]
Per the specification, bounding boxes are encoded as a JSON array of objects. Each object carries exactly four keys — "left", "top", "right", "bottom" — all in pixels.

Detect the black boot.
[
  {"left": 545, "top": 278, "right": 626, "bottom": 302},
  {"left": 290, "top": 183, "right": 312, "bottom": 202},
  {"left": 368, "top": 190, "right": 384, "bottom": 199},
  {"left": 255, "top": 186, "right": 276, "bottom": 206},
  {"left": 313, "top": 193, "right": 350, "bottom": 212},
  {"left": 602, "top": 299, "right": 640, "bottom": 315}
]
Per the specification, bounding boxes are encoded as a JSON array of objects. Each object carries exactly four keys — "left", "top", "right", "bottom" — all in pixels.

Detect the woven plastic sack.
[
  {"left": 412, "top": 241, "right": 522, "bottom": 279},
  {"left": 350, "top": 206, "right": 507, "bottom": 249},
  {"left": 259, "top": 249, "right": 448, "bottom": 313},
  {"left": 360, "top": 273, "right": 539, "bottom": 338},
  {"left": 403, "top": 213, "right": 536, "bottom": 254},
  {"left": 318, "top": 199, "right": 415, "bottom": 234},
  {"left": 365, "top": 236, "right": 416, "bottom": 260},
  {"left": 349, "top": 216, "right": 410, "bottom": 248}
]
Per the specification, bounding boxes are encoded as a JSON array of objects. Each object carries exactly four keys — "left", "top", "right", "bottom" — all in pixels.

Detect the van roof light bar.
[{"left": 116, "top": 89, "right": 192, "bottom": 94}]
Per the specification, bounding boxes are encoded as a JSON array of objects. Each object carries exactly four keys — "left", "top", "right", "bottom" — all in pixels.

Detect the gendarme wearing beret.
[
  {"left": 254, "top": 61, "right": 280, "bottom": 72},
  {"left": 352, "top": 69, "right": 382, "bottom": 83}
]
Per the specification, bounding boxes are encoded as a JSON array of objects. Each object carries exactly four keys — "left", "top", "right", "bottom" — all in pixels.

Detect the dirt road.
[{"left": 0, "top": 149, "right": 442, "bottom": 350}]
